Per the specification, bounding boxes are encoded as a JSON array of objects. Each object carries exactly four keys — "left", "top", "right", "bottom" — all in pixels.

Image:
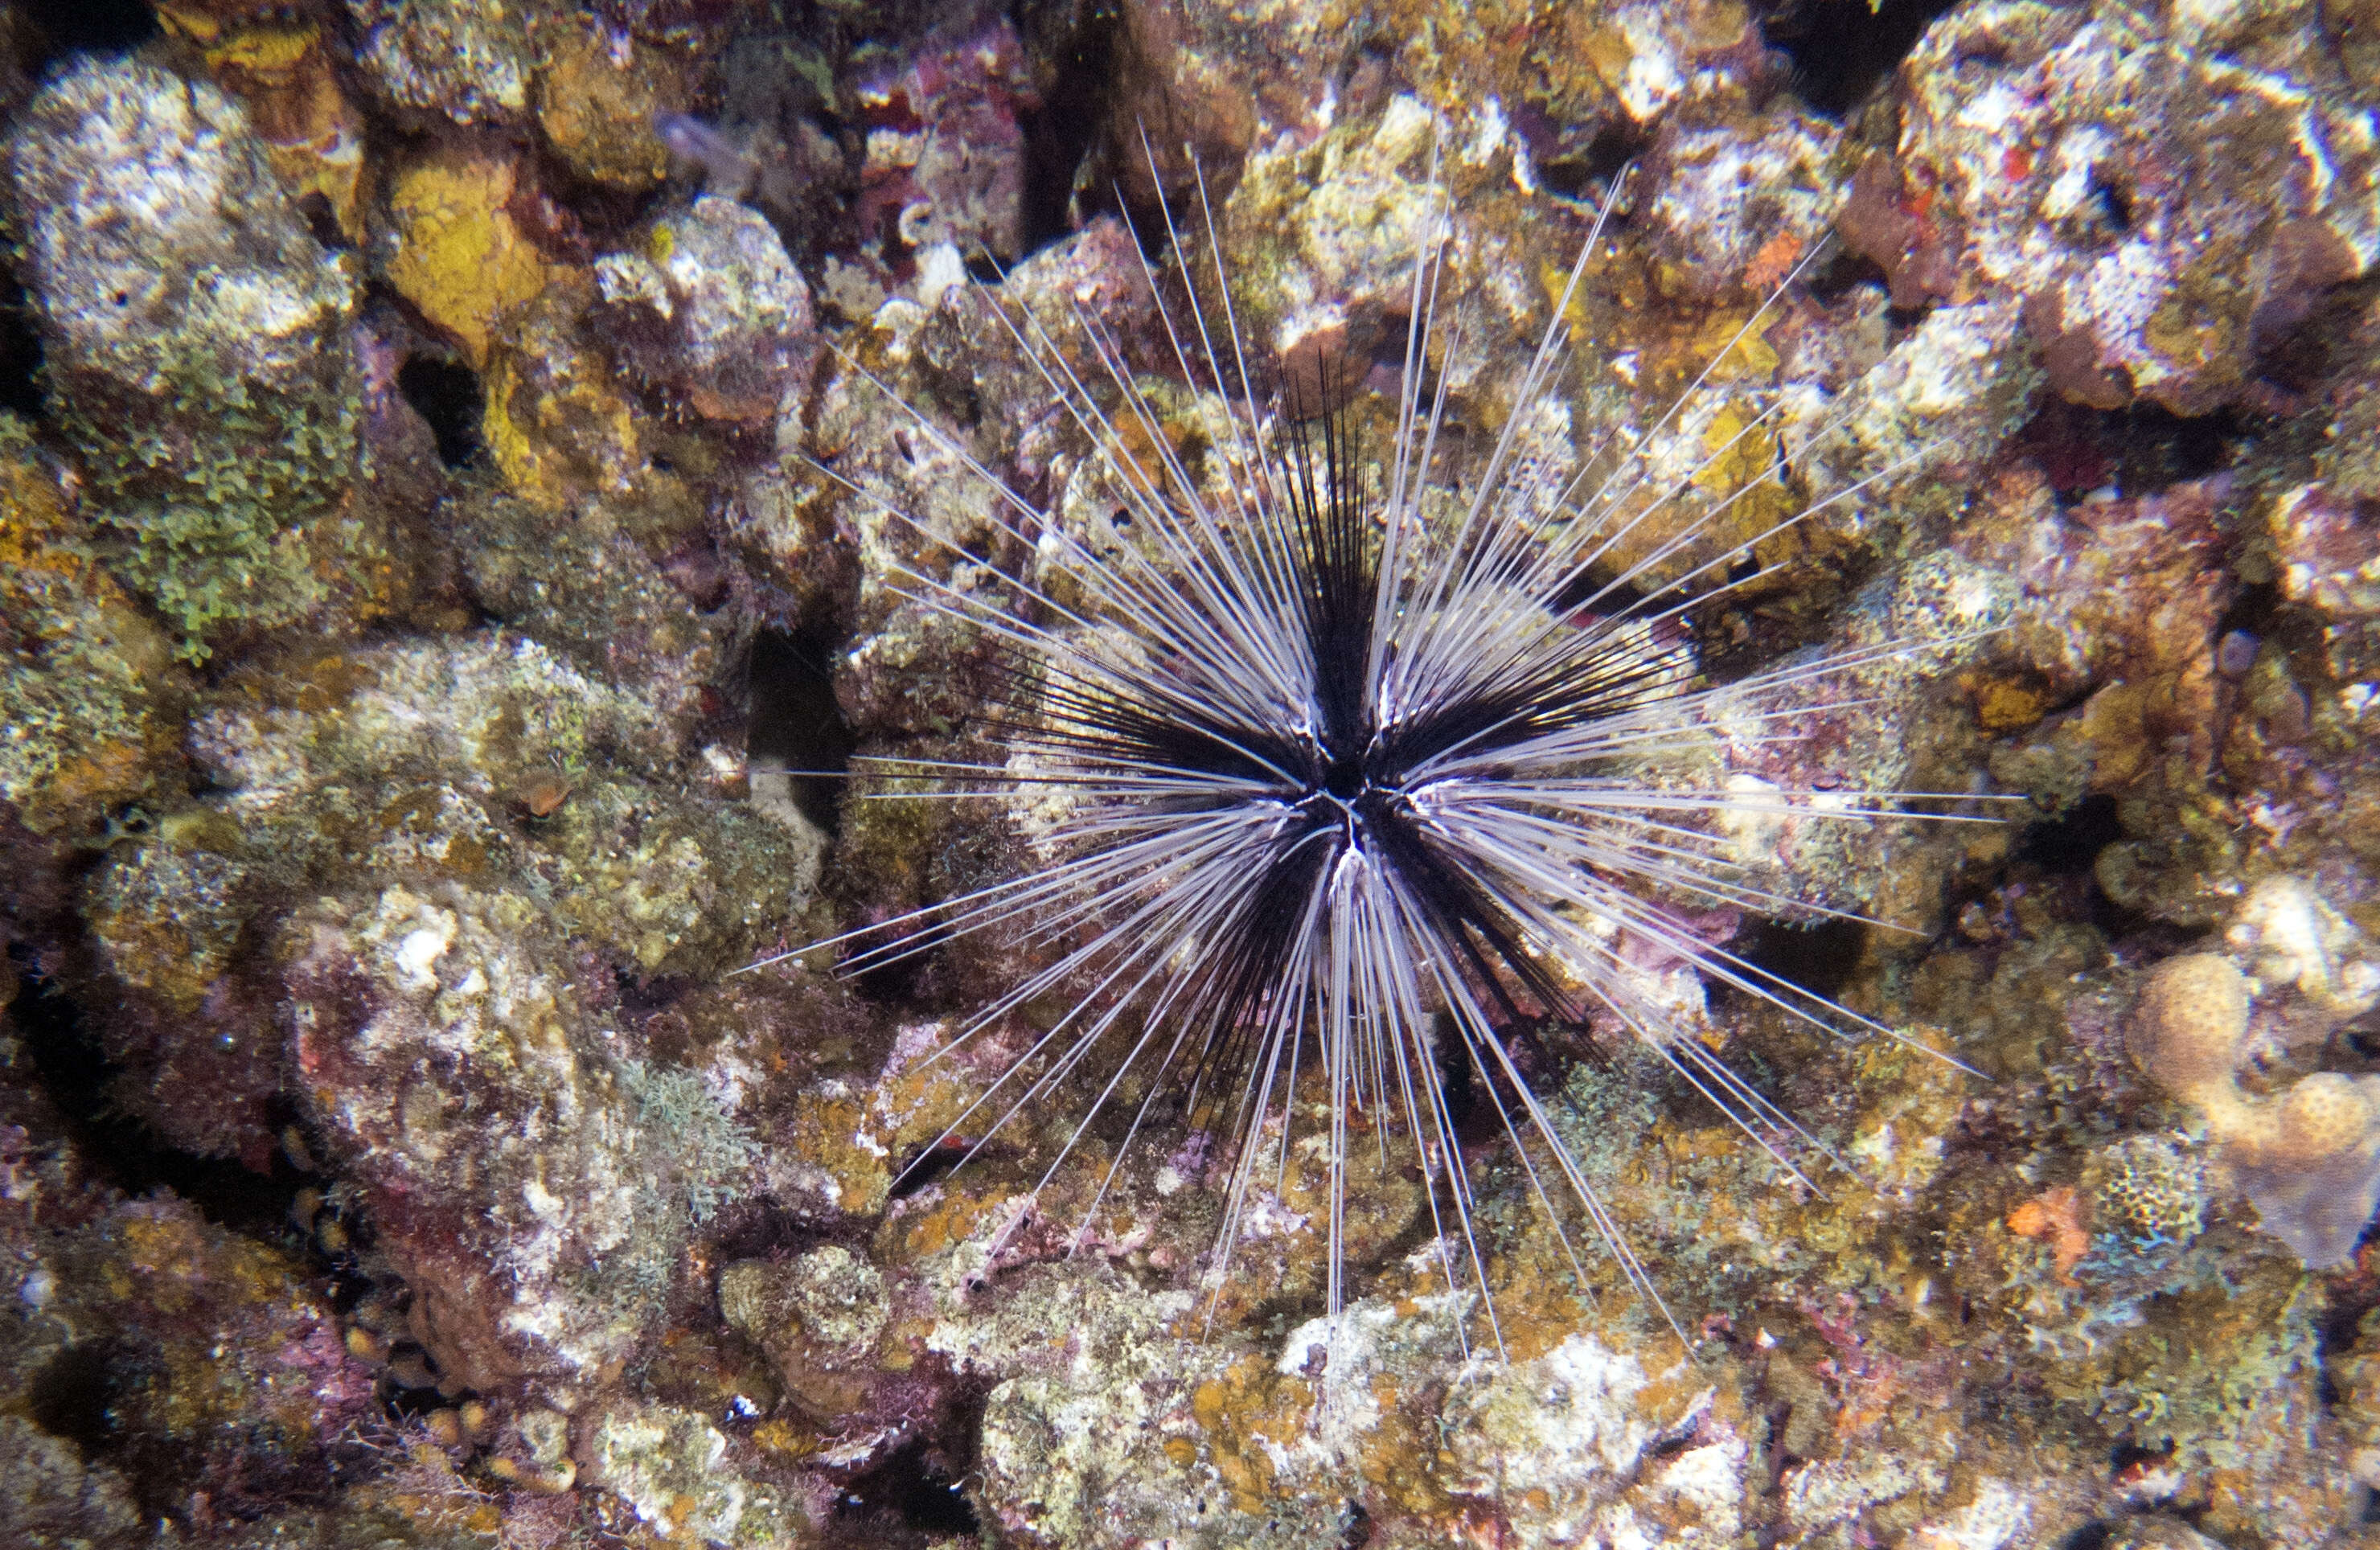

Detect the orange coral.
[
  {"left": 1741, "top": 228, "right": 1808, "bottom": 293},
  {"left": 2007, "top": 1185, "right": 2090, "bottom": 1286}
]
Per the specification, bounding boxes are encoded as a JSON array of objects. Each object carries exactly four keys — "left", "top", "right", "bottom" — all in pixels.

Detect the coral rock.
[
  {"left": 1836, "top": 148, "right": 1966, "bottom": 311},
  {"left": 0, "top": 420, "right": 187, "bottom": 838},
  {"left": 582, "top": 1399, "right": 816, "bottom": 1548},
  {"left": 284, "top": 881, "right": 761, "bottom": 1389},
  {"left": 594, "top": 195, "right": 819, "bottom": 425},
  {"left": 347, "top": 0, "right": 533, "bottom": 127},
  {"left": 383, "top": 147, "right": 564, "bottom": 371},
  {"left": 2226, "top": 872, "right": 2380, "bottom": 1018},
  {"left": 158, "top": 5, "right": 370, "bottom": 240},
  {"left": 531, "top": 11, "right": 687, "bottom": 189},
  {"left": 851, "top": 7, "right": 1037, "bottom": 277},
  {"left": 717, "top": 1247, "right": 890, "bottom": 1419},
  {"left": 446, "top": 482, "right": 752, "bottom": 746},
  {"left": 2, "top": 56, "right": 364, "bottom": 657},
  {"left": 25, "top": 1195, "right": 380, "bottom": 1515},
  {"left": 1893, "top": 0, "right": 2380, "bottom": 413},
  {"left": 2128, "top": 945, "right": 2380, "bottom": 1265},
  {"left": 2268, "top": 481, "right": 2380, "bottom": 619},
  {"left": 0, "top": 1415, "right": 145, "bottom": 1550}
]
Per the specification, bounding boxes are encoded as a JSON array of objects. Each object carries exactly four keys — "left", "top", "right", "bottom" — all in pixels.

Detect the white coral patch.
[
  {"left": 391, "top": 916, "right": 454, "bottom": 991},
  {"left": 1895, "top": 300, "right": 2025, "bottom": 419},
  {"left": 1906, "top": 1477, "right": 2032, "bottom": 1550},
  {"left": 1449, "top": 1332, "right": 1655, "bottom": 1490},
  {"left": 2228, "top": 875, "right": 2380, "bottom": 1018},
  {"left": 1716, "top": 773, "right": 1786, "bottom": 866},
  {"left": 1610, "top": 6, "right": 1687, "bottom": 121},
  {"left": 913, "top": 240, "right": 967, "bottom": 310}
]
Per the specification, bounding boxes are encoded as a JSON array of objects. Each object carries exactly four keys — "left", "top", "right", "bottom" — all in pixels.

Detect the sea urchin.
[{"left": 775, "top": 158, "right": 1982, "bottom": 1350}]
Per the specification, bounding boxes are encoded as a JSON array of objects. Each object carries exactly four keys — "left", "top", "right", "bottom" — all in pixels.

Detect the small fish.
[{"left": 654, "top": 111, "right": 758, "bottom": 200}]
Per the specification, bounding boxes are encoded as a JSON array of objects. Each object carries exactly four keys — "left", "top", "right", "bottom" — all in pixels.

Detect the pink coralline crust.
[
  {"left": 280, "top": 884, "right": 654, "bottom": 1393},
  {"left": 0, "top": 1106, "right": 115, "bottom": 1240},
  {"left": 1795, "top": 1289, "right": 1946, "bottom": 1442},
  {"left": 351, "top": 1179, "right": 547, "bottom": 1396},
  {"left": 277, "top": 1321, "right": 380, "bottom": 1421},
  {"left": 1881, "top": 0, "right": 2377, "bottom": 414},
  {"left": 597, "top": 195, "right": 819, "bottom": 426},
  {"left": 1964, "top": 472, "right": 2231, "bottom": 773},
  {"left": 1620, "top": 904, "right": 1744, "bottom": 974},
  {"left": 1836, "top": 149, "right": 1968, "bottom": 311},
  {"left": 90, "top": 982, "right": 288, "bottom": 1173},
  {"left": 852, "top": 8, "right": 1039, "bottom": 267},
  {"left": 349, "top": 307, "right": 452, "bottom": 525},
  {"left": 2270, "top": 483, "right": 2380, "bottom": 619},
  {"left": 64, "top": 1195, "right": 380, "bottom": 1507}
]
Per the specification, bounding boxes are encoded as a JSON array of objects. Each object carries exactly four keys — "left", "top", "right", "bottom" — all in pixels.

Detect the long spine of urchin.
[{"left": 774, "top": 145, "right": 1997, "bottom": 1351}]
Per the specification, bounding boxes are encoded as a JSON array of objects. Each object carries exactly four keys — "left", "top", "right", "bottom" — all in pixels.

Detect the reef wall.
[{"left": 0, "top": 2, "right": 2378, "bottom": 1548}]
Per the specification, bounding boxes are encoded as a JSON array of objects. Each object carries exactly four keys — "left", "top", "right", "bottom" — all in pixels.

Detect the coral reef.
[
  {"left": 383, "top": 146, "right": 560, "bottom": 373},
  {"left": 1865, "top": 0, "right": 2379, "bottom": 415},
  {"left": 2, "top": 55, "right": 373, "bottom": 659},
  {"left": 850, "top": 8, "right": 1036, "bottom": 278},
  {"left": 582, "top": 1398, "right": 815, "bottom": 1545},
  {"left": 0, "top": 1153, "right": 380, "bottom": 1530},
  {"left": 717, "top": 1248, "right": 888, "bottom": 1420},
  {"left": 2, "top": 0, "right": 2379, "bottom": 1546},
  {"left": 593, "top": 195, "right": 819, "bottom": 426},
  {"left": 347, "top": 0, "right": 533, "bottom": 129},
  {"left": 284, "top": 879, "right": 757, "bottom": 1386},
  {"left": 0, "top": 416, "right": 187, "bottom": 839},
  {"left": 2127, "top": 895, "right": 2380, "bottom": 1268}
]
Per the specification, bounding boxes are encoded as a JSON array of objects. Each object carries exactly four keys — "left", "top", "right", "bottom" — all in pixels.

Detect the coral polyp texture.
[
  {"left": 2128, "top": 881, "right": 2380, "bottom": 1267},
  {"left": 4, "top": 1, "right": 2380, "bottom": 1547}
]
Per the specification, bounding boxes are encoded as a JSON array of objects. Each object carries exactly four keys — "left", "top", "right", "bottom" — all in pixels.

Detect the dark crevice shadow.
[
  {"left": 10, "top": 968, "right": 310, "bottom": 1237},
  {"left": 748, "top": 628, "right": 859, "bottom": 834},
  {"left": 1758, "top": 0, "right": 1964, "bottom": 121}
]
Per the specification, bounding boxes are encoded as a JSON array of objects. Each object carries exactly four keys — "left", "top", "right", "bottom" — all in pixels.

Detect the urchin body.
[{"left": 795, "top": 174, "right": 1968, "bottom": 1344}]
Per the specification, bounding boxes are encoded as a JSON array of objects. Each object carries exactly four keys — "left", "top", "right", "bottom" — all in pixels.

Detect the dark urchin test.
[{"left": 766, "top": 162, "right": 1986, "bottom": 1355}]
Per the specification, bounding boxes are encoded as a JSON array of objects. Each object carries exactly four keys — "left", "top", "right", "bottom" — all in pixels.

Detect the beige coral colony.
[{"left": 8, "top": 0, "right": 2380, "bottom": 1546}]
